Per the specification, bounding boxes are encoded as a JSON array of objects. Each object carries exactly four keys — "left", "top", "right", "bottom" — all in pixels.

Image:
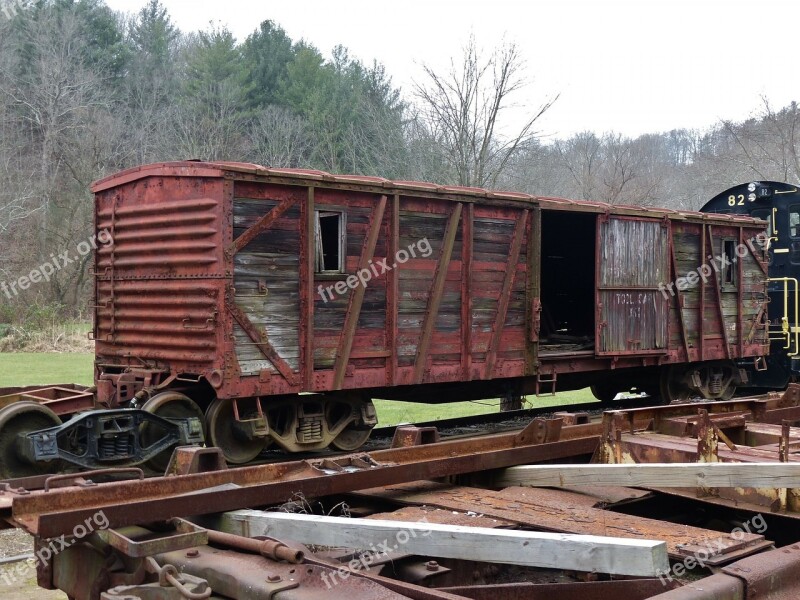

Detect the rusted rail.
[{"left": 6, "top": 388, "right": 800, "bottom": 599}]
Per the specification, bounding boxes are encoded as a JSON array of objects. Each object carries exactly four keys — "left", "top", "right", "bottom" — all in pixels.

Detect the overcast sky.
[{"left": 105, "top": 0, "right": 800, "bottom": 140}]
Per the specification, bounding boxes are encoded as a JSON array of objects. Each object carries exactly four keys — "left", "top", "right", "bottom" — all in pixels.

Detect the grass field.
[
  {"left": 0, "top": 353, "right": 95, "bottom": 387},
  {"left": 0, "top": 353, "right": 598, "bottom": 425}
]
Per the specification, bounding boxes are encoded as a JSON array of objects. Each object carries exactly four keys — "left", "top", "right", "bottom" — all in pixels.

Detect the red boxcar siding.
[
  {"left": 91, "top": 163, "right": 769, "bottom": 404},
  {"left": 226, "top": 184, "right": 533, "bottom": 398}
]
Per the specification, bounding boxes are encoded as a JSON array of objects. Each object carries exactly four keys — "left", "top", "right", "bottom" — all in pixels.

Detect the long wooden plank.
[
  {"left": 216, "top": 509, "right": 668, "bottom": 577},
  {"left": 353, "top": 482, "right": 769, "bottom": 563},
  {"left": 485, "top": 209, "right": 528, "bottom": 378},
  {"left": 333, "top": 195, "right": 387, "bottom": 389},
  {"left": 495, "top": 462, "right": 800, "bottom": 488},
  {"left": 413, "top": 203, "right": 462, "bottom": 384},
  {"left": 229, "top": 196, "right": 295, "bottom": 255}
]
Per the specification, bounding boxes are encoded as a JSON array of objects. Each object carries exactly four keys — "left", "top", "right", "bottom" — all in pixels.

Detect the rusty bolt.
[
  {"left": 267, "top": 575, "right": 282, "bottom": 583},
  {"left": 186, "top": 549, "right": 199, "bottom": 558},
  {"left": 426, "top": 561, "right": 439, "bottom": 572}
]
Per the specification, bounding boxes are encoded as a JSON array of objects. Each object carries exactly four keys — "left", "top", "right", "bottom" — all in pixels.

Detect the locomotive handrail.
[{"left": 768, "top": 277, "right": 799, "bottom": 357}]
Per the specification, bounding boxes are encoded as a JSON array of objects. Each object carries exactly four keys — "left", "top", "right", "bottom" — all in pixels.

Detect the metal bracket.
[{"left": 20, "top": 409, "right": 205, "bottom": 470}]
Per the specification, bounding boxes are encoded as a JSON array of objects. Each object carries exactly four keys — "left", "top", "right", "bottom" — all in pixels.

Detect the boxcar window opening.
[
  {"left": 539, "top": 210, "right": 597, "bottom": 353},
  {"left": 722, "top": 239, "right": 736, "bottom": 286},
  {"left": 315, "top": 211, "right": 345, "bottom": 273}
]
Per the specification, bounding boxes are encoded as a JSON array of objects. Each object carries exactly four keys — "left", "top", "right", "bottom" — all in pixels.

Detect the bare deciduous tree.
[
  {"left": 722, "top": 97, "right": 800, "bottom": 184},
  {"left": 413, "top": 36, "right": 556, "bottom": 188},
  {"left": 248, "top": 105, "right": 311, "bottom": 168}
]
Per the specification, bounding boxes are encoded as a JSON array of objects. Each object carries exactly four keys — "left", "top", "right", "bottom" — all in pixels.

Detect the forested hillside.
[{"left": 0, "top": 0, "right": 797, "bottom": 327}]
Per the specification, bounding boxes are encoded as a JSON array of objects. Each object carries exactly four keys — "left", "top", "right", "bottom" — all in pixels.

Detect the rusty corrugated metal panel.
[
  {"left": 96, "top": 279, "right": 219, "bottom": 364},
  {"left": 598, "top": 218, "right": 669, "bottom": 353},
  {"left": 94, "top": 179, "right": 225, "bottom": 372},
  {"left": 96, "top": 197, "right": 221, "bottom": 276}
]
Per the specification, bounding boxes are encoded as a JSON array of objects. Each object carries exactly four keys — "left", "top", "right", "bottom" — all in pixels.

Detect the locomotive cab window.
[
  {"left": 315, "top": 210, "right": 346, "bottom": 273},
  {"left": 790, "top": 206, "right": 800, "bottom": 238}
]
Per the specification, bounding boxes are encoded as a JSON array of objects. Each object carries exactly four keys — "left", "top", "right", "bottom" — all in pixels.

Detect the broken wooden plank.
[
  {"left": 494, "top": 462, "right": 800, "bottom": 489},
  {"left": 214, "top": 509, "right": 668, "bottom": 577},
  {"left": 353, "top": 482, "right": 771, "bottom": 564}
]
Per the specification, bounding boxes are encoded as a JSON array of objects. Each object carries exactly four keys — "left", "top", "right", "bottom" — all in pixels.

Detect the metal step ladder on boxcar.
[{"left": 535, "top": 372, "right": 557, "bottom": 396}]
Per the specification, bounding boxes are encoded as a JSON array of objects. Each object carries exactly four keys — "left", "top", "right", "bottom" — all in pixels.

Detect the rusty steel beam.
[
  {"left": 413, "top": 203, "right": 463, "bottom": 384},
  {"left": 333, "top": 195, "right": 387, "bottom": 389},
  {"left": 485, "top": 209, "right": 528, "bottom": 379},
  {"left": 4, "top": 429, "right": 599, "bottom": 538},
  {"left": 441, "top": 580, "right": 676, "bottom": 600}
]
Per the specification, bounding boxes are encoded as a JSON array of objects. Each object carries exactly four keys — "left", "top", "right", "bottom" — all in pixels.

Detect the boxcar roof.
[{"left": 91, "top": 161, "right": 764, "bottom": 226}]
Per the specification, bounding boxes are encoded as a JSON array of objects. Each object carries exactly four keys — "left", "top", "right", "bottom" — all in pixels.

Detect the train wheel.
[
  {"left": 206, "top": 397, "right": 268, "bottom": 464},
  {"left": 141, "top": 392, "right": 205, "bottom": 473},
  {"left": 590, "top": 382, "right": 618, "bottom": 403},
  {"left": 330, "top": 425, "right": 373, "bottom": 452},
  {"left": 0, "top": 401, "right": 62, "bottom": 479},
  {"left": 659, "top": 366, "right": 694, "bottom": 403},
  {"left": 329, "top": 398, "right": 376, "bottom": 451}
]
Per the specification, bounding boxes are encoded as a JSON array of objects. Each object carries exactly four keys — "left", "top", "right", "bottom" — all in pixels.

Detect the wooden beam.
[
  {"left": 333, "top": 196, "right": 387, "bottom": 389},
  {"left": 386, "top": 194, "right": 400, "bottom": 386},
  {"left": 299, "top": 187, "right": 315, "bottom": 390},
  {"left": 216, "top": 509, "right": 668, "bottom": 577},
  {"left": 229, "top": 197, "right": 295, "bottom": 255},
  {"left": 413, "top": 203, "right": 462, "bottom": 384},
  {"left": 228, "top": 300, "right": 297, "bottom": 386},
  {"left": 494, "top": 462, "right": 800, "bottom": 489},
  {"left": 485, "top": 210, "right": 528, "bottom": 378},
  {"left": 460, "top": 203, "right": 473, "bottom": 381}
]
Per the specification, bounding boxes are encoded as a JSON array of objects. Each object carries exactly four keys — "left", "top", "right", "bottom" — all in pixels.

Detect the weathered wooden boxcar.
[{"left": 89, "top": 161, "right": 769, "bottom": 461}]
